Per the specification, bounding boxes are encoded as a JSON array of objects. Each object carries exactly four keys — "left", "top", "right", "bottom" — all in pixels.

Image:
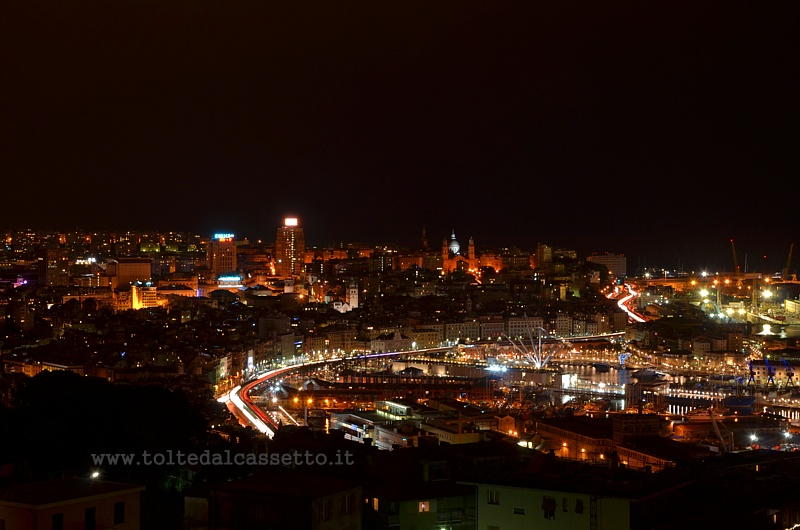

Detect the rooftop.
[{"left": 0, "top": 477, "right": 144, "bottom": 507}]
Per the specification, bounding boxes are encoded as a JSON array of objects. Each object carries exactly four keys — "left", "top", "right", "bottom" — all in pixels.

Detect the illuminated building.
[
  {"left": 535, "top": 243, "right": 553, "bottom": 268},
  {"left": 206, "top": 233, "right": 238, "bottom": 279},
  {"left": 217, "top": 275, "right": 244, "bottom": 293},
  {"left": 131, "top": 284, "right": 159, "bottom": 309},
  {"left": 441, "top": 230, "right": 479, "bottom": 273},
  {"left": 347, "top": 282, "right": 358, "bottom": 309},
  {"left": 108, "top": 257, "right": 152, "bottom": 289},
  {"left": 275, "top": 218, "right": 305, "bottom": 277},
  {"left": 586, "top": 252, "right": 628, "bottom": 279},
  {"left": 37, "top": 247, "right": 70, "bottom": 287},
  {"left": 399, "top": 227, "right": 502, "bottom": 273}
]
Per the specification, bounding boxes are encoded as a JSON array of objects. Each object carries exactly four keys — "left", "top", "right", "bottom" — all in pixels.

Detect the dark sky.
[{"left": 2, "top": 2, "right": 798, "bottom": 273}]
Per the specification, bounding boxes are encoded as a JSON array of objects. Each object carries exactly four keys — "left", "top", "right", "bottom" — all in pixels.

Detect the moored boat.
[{"left": 631, "top": 368, "right": 666, "bottom": 380}]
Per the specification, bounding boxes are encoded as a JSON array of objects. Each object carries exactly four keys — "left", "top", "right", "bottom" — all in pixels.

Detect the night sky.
[{"left": 3, "top": 2, "right": 798, "bottom": 273}]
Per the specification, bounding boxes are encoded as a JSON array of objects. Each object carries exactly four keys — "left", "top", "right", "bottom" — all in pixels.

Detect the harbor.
[{"left": 525, "top": 361, "right": 800, "bottom": 428}]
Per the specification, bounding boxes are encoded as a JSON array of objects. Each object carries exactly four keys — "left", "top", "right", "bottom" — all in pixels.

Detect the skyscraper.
[
  {"left": 37, "top": 247, "right": 70, "bottom": 287},
  {"left": 206, "top": 233, "right": 238, "bottom": 279},
  {"left": 275, "top": 217, "right": 305, "bottom": 277}
]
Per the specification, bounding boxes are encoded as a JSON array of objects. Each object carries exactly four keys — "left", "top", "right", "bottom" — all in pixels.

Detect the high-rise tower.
[
  {"left": 37, "top": 247, "right": 70, "bottom": 287},
  {"left": 275, "top": 217, "right": 305, "bottom": 277},
  {"left": 206, "top": 233, "right": 238, "bottom": 279}
]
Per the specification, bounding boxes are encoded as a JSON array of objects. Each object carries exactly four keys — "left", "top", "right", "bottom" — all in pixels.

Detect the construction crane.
[
  {"left": 783, "top": 243, "right": 795, "bottom": 281},
  {"left": 730, "top": 239, "right": 743, "bottom": 288}
]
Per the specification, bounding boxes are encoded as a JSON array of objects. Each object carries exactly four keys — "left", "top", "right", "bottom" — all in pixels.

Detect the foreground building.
[
  {"left": 184, "top": 469, "right": 361, "bottom": 530},
  {"left": 0, "top": 477, "right": 144, "bottom": 530}
]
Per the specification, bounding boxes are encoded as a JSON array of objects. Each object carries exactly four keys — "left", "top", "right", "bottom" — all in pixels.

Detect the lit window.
[
  {"left": 319, "top": 500, "right": 331, "bottom": 522},
  {"left": 342, "top": 493, "right": 354, "bottom": 515},
  {"left": 419, "top": 501, "right": 430, "bottom": 513},
  {"left": 488, "top": 490, "right": 500, "bottom": 505}
]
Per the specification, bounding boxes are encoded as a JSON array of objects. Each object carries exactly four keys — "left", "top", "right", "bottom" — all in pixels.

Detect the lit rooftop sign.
[
  {"left": 284, "top": 218, "right": 298, "bottom": 227},
  {"left": 214, "top": 233, "right": 235, "bottom": 241}
]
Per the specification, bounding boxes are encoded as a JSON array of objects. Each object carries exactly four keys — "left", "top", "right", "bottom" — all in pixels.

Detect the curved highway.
[
  {"left": 222, "top": 337, "right": 626, "bottom": 437},
  {"left": 616, "top": 284, "right": 647, "bottom": 323},
  {"left": 219, "top": 365, "right": 297, "bottom": 438},
  {"left": 221, "top": 352, "right": 407, "bottom": 437}
]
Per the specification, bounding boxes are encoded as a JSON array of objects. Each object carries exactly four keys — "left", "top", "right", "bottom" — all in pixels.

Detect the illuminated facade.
[
  {"left": 441, "top": 230, "right": 479, "bottom": 273},
  {"left": 586, "top": 253, "right": 627, "bottom": 278},
  {"left": 109, "top": 257, "right": 152, "bottom": 289},
  {"left": 275, "top": 218, "right": 305, "bottom": 277},
  {"left": 399, "top": 227, "right": 502, "bottom": 273},
  {"left": 348, "top": 282, "right": 358, "bottom": 309},
  {"left": 206, "top": 233, "right": 238, "bottom": 279},
  {"left": 132, "top": 284, "right": 159, "bottom": 309}
]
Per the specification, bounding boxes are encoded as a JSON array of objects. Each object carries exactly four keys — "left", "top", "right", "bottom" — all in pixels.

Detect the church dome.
[{"left": 449, "top": 230, "right": 460, "bottom": 255}]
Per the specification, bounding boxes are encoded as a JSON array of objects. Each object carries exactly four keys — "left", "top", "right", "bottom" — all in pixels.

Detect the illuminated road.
[
  {"left": 616, "top": 284, "right": 647, "bottom": 323},
  {"left": 222, "top": 339, "right": 625, "bottom": 437},
  {"left": 221, "top": 351, "right": 415, "bottom": 437}
]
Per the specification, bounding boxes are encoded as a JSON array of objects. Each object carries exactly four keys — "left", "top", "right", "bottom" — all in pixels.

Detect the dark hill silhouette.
[{"left": 4, "top": 370, "right": 206, "bottom": 479}]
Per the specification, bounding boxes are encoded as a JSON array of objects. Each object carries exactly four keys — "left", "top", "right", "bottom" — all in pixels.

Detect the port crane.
[
  {"left": 783, "top": 359, "right": 795, "bottom": 388},
  {"left": 747, "top": 360, "right": 757, "bottom": 385},
  {"left": 766, "top": 358, "right": 776, "bottom": 386}
]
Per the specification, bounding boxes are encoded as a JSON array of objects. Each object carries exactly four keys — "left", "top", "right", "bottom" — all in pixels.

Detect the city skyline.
[
  {"left": 0, "top": 220, "right": 795, "bottom": 278},
  {"left": 3, "top": 3, "right": 798, "bottom": 273}
]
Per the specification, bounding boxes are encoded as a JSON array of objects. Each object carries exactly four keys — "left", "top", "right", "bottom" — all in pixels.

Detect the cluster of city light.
[{"left": 222, "top": 319, "right": 800, "bottom": 449}]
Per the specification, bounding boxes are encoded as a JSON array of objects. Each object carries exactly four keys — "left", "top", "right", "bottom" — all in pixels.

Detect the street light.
[{"left": 763, "top": 289, "right": 773, "bottom": 308}]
